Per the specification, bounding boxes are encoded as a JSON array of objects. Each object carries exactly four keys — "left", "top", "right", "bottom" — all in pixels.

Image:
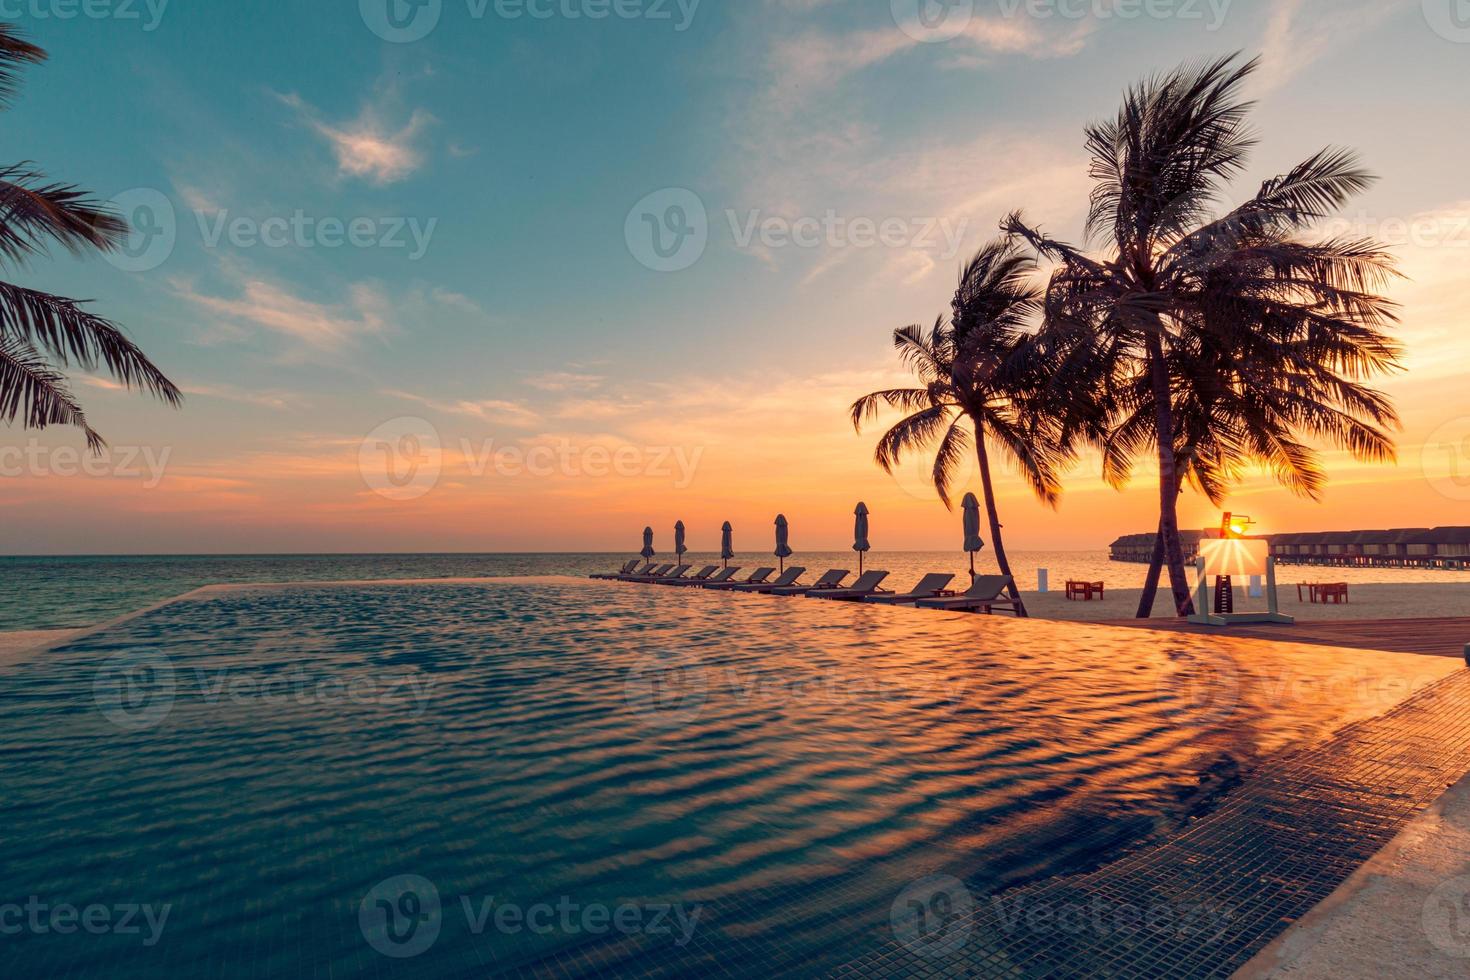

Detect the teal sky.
[{"left": 8, "top": 0, "right": 1470, "bottom": 553}]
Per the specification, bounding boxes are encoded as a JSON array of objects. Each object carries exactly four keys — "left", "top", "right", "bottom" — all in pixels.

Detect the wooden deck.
[{"left": 1099, "top": 617, "right": 1470, "bottom": 660}]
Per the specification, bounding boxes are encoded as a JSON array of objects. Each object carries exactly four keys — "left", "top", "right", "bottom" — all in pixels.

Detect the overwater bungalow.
[{"left": 1112, "top": 526, "right": 1470, "bottom": 569}]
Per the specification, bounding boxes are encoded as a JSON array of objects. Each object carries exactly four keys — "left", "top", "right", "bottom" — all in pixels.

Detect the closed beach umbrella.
[
  {"left": 674, "top": 521, "right": 687, "bottom": 564},
  {"left": 641, "top": 526, "right": 656, "bottom": 560},
  {"left": 961, "top": 493, "right": 985, "bottom": 577},
  {"left": 774, "top": 514, "right": 793, "bottom": 572},
  {"left": 853, "top": 502, "right": 871, "bottom": 574},
  {"left": 720, "top": 521, "right": 735, "bottom": 568}
]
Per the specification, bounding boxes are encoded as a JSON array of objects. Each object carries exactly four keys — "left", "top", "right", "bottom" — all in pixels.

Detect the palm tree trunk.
[
  {"left": 1135, "top": 518, "right": 1165, "bottom": 618},
  {"left": 1145, "top": 333, "right": 1196, "bottom": 617},
  {"left": 974, "top": 431, "right": 1028, "bottom": 617}
]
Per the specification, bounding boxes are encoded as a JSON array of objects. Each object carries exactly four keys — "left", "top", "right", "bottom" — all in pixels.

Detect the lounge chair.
[
  {"left": 645, "top": 564, "right": 694, "bottom": 584},
  {"left": 591, "top": 560, "right": 641, "bottom": 580},
  {"left": 670, "top": 566, "right": 742, "bottom": 588},
  {"left": 915, "top": 575, "right": 1024, "bottom": 615},
  {"left": 657, "top": 565, "right": 718, "bottom": 586},
  {"left": 728, "top": 567, "right": 808, "bottom": 594},
  {"left": 809, "top": 570, "right": 892, "bottom": 601},
  {"left": 769, "top": 569, "right": 850, "bottom": 597},
  {"left": 863, "top": 573, "right": 956, "bottom": 605},
  {"left": 703, "top": 567, "right": 775, "bottom": 591},
  {"left": 628, "top": 563, "right": 676, "bottom": 582}
]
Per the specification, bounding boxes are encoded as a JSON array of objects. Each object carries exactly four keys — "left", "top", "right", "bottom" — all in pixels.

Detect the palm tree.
[
  {"left": 851, "top": 236, "right": 1071, "bottom": 615},
  {"left": 0, "top": 26, "right": 180, "bottom": 451},
  {"left": 1008, "top": 54, "right": 1401, "bottom": 617}
]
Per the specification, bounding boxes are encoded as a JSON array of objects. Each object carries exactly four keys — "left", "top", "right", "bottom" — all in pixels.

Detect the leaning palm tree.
[
  {"left": 851, "top": 236, "right": 1072, "bottom": 615},
  {"left": 1009, "top": 54, "right": 1401, "bottom": 617},
  {"left": 0, "top": 26, "right": 180, "bottom": 450}
]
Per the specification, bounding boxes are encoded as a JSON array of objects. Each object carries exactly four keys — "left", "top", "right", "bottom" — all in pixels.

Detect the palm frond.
[{"left": 0, "top": 334, "right": 103, "bottom": 451}]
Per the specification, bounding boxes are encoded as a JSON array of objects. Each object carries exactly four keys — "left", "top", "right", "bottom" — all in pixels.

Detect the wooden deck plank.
[{"left": 1098, "top": 617, "right": 1470, "bottom": 660}]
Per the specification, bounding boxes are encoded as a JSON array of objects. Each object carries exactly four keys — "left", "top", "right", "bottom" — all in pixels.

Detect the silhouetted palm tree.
[
  {"left": 851, "top": 237, "right": 1071, "bottom": 615},
  {"left": 0, "top": 26, "right": 180, "bottom": 450},
  {"left": 1009, "top": 54, "right": 1400, "bottom": 617}
]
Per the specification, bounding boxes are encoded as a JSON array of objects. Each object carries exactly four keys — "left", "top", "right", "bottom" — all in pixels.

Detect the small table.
[
  {"left": 1297, "top": 583, "right": 1350, "bottom": 604},
  {"left": 1066, "top": 580, "right": 1105, "bottom": 601}
]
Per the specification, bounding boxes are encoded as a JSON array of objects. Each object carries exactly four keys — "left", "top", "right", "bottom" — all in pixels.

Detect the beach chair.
[
  {"left": 629, "top": 563, "right": 676, "bottom": 582},
  {"left": 645, "top": 564, "right": 694, "bottom": 584},
  {"left": 863, "top": 573, "right": 956, "bottom": 605},
  {"left": 769, "top": 569, "right": 850, "bottom": 597},
  {"left": 670, "top": 566, "right": 742, "bottom": 588},
  {"left": 703, "top": 567, "right": 775, "bottom": 591},
  {"left": 728, "top": 567, "right": 808, "bottom": 594},
  {"left": 809, "top": 570, "right": 893, "bottom": 601},
  {"left": 590, "top": 560, "right": 641, "bottom": 580},
  {"left": 657, "top": 565, "right": 718, "bottom": 586},
  {"left": 915, "top": 575, "right": 1024, "bottom": 615}
]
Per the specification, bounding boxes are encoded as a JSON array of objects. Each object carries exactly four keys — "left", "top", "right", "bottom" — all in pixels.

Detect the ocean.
[{"left": 5, "top": 550, "right": 1469, "bottom": 632}]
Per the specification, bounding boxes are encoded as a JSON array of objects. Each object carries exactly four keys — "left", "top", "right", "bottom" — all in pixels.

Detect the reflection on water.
[{"left": 0, "top": 581, "right": 1452, "bottom": 977}]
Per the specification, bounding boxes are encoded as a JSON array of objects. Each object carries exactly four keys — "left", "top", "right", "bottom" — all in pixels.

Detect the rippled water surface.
[{"left": 0, "top": 581, "right": 1451, "bottom": 977}]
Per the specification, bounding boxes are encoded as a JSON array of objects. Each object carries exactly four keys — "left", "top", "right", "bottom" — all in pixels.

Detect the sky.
[{"left": 4, "top": 0, "right": 1470, "bottom": 555}]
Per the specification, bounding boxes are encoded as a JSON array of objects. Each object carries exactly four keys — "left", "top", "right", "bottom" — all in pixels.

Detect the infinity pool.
[{"left": 0, "top": 579, "right": 1453, "bottom": 977}]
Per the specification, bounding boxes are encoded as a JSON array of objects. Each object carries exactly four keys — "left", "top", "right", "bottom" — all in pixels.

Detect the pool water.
[{"left": 0, "top": 580, "right": 1452, "bottom": 977}]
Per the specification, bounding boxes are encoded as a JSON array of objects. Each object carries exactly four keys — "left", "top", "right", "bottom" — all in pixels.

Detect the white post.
[
  {"left": 1038, "top": 569, "right": 1049, "bottom": 594},
  {"left": 1249, "top": 575, "right": 1263, "bottom": 598}
]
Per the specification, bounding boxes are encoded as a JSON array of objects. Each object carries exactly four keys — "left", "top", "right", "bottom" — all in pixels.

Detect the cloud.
[
  {"left": 385, "top": 389, "right": 542, "bottom": 427},
  {"left": 172, "top": 273, "right": 390, "bottom": 352},
  {"left": 277, "top": 91, "right": 434, "bottom": 185},
  {"left": 525, "top": 371, "right": 606, "bottom": 393},
  {"left": 1254, "top": 0, "right": 1414, "bottom": 95}
]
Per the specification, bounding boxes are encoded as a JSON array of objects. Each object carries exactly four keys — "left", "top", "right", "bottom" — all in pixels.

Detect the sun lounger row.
[{"left": 591, "top": 562, "right": 1024, "bottom": 614}]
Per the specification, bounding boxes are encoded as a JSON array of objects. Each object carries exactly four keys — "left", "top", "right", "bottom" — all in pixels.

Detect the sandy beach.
[{"left": 1024, "top": 581, "right": 1470, "bottom": 624}]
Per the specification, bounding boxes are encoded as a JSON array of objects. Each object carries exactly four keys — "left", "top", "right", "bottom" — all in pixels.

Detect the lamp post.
[{"left": 1214, "top": 513, "right": 1254, "bottom": 615}]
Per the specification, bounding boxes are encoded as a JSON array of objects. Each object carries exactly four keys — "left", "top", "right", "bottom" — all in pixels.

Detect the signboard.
[{"left": 1200, "top": 538, "right": 1269, "bottom": 578}]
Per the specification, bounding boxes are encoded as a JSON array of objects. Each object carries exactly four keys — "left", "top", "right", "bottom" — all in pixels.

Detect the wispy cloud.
[
  {"left": 276, "top": 91, "right": 434, "bottom": 185},
  {"left": 385, "top": 389, "right": 542, "bottom": 427},
  {"left": 1254, "top": 0, "right": 1413, "bottom": 95},
  {"left": 172, "top": 273, "right": 391, "bottom": 352},
  {"left": 525, "top": 371, "right": 606, "bottom": 393}
]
